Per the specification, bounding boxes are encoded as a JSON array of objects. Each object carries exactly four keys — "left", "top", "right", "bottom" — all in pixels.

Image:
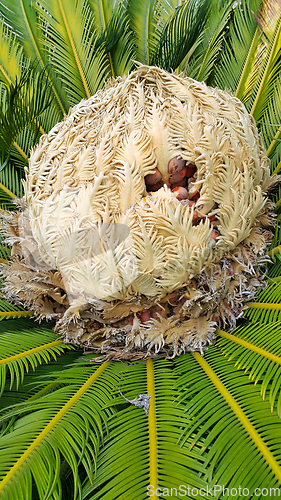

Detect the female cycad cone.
[{"left": 1, "top": 65, "right": 278, "bottom": 360}]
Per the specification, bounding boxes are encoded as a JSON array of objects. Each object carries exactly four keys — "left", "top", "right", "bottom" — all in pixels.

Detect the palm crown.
[{"left": 0, "top": 0, "right": 281, "bottom": 499}]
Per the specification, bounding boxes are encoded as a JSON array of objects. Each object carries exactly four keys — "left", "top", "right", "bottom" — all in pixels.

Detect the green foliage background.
[{"left": 0, "top": 0, "right": 280, "bottom": 498}]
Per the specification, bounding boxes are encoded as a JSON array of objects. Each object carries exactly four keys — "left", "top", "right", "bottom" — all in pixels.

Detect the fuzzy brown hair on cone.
[{"left": 1, "top": 65, "right": 279, "bottom": 361}]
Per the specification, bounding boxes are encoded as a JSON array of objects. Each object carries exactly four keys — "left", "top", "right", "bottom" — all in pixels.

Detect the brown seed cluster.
[
  {"left": 0, "top": 65, "right": 278, "bottom": 360},
  {"left": 145, "top": 158, "right": 220, "bottom": 242}
]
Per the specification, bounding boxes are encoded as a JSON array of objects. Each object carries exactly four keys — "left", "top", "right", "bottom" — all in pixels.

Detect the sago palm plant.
[{"left": 0, "top": 0, "right": 280, "bottom": 499}]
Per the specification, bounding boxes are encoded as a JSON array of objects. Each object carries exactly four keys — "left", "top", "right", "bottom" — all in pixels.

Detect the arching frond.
[
  {"left": 0, "top": 22, "right": 22, "bottom": 87},
  {"left": 127, "top": 0, "right": 166, "bottom": 65},
  {"left": 0, "top": 321, "right": 73, "bottom": 394},
  {"left": 36, "top": 0, "right": 110, "bottom": 105},
  {"left": 89, "top": 0, "right": 134, "bottom": 77},
  {"left": 267, "top": 254, "right": 281, "bottom": 279},
  {"left": 0, "top": 350, "right": 81, "bottom": 412},
  {"left": 261, "top": 74, "right": 281, "bottom": 171},
  {"left": 0, "top": 164, "right": 23, "bottom": 200},
  {"left": 244, "top": 282, "right": 281, "bottom": 322},
  {"left": 0, "top": 65, "right": 53, "bottom": 170},
  {"left": 0, "top": 0, "right": 69, "bottom": 115},
  {"left": 216, "top": 324, "right": 281, "bottom": 415},
  {"left": 214, "top": 0, "right": 261, "bottom": 93},
  {"left": 0, "top": 360, "right": 119, "bottom": 500},
  {"left": 249, "top": 14, "right": 281, "bottom": 122},
  {"left": 174, "top": 351, "right": 281, "bottom": 491},
  {"left": 0, "top": 300, "right": 32, "bottom": 321},
  {"left": 151, "top": 0, "right": 208, "bottom": 72},
  {"left": 81, "top": 359, "right": 208, "bottom": 500},
  {"left": 191, "top": 0, "right": 235, "bottom": 82}
]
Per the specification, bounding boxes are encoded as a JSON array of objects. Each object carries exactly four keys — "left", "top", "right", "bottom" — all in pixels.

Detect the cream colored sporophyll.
[{"left": 1, "top": 65, "right": 278, "bottom": 360}]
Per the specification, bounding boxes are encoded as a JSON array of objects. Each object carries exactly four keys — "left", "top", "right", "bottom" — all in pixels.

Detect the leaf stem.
[
  {"left": 268, "top": 244, "right": 281, "bottom": 257},
  {"left": 12, "top": 141, "right": 28, "bottom": 159},
  {"left": 0, "top": 182, "right": 16, "bottom": 199},
  {"left": 273, "top": 159, "right": 281, "bottom": 175},
  {"left": 147, "top": 358, "right": 158, "bottom": 498},
  {"left": 216, "top": 329, "right": 281, "bottom": 365},
  {"left": 0, "top": 311, "right": 33, "bottom": 318},
  {"left": 0, "top": 339, "right": 62, "bottom": 365},
  {"left": 246, "top": 302, "right": 281, "bottom": 310}
]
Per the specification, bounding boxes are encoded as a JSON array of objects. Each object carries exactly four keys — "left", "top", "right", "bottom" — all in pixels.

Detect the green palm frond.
[
  {"left": 188, "top": 2, "right": 233, "bottom": 81},
  {"left": 0, "top": 360, "right": 119, "bottom": 500},
  {"left": 249, "top": 14, "right": 281, "bottom": 122},
  {"left": 0, "top": 64, "right": 53, "bottom": 172},
  {"left": 90, "top": 0, "right": 135, "bottom": 77},
  {"left": 0, "top": 0, "right": 69, "bottom": 115},
  {"left": 244, "top": 282, "right": 281, "bottom": 322},
  {"left": 0, "top": 243, "right": 10, "bottom": 261},
  {"left": 261, "top": 75, "right": 281, "bottom": 171},
  {"left": 216, "top": 324, "right": 281, "bottom": 415},
  {"left": 0, "top": 299, "right": 32, "bottom": 321},
  {"left": 0, "top": 321, "right": 73, "bottom": 394},
  {"left": 36, "top": 0, "right": 110, "bottom": 106},
  {"left": 0, "top": 0, "right": 48, "bottom": 66},
  {"left": 214, "top": 0, "right": 261, "bottom": 92},
  {"left": 175, "top": 351, "right": 281, "bottom": 491},
  {"left": 0, "top": 186, "right": 16, "bottom": 211},
  {"left": 81, "top": 359, "right": 208, "bottom": 500},
  {"left": 0, "top": 350, "right": 81, "bottom": 412},
  {"left": 127, "top": 0, "right": 165, "bottom": 65},
  {"left": 0, "top": 164, "right": 24, "bottom": 201},
  {"left": 267, "top": 255, "right": 281, "bottom": 279},
  {"left": 88, "top": 0, "right": 119, "bottom": 77},
  {"left": 0, "top": 21, "right": 22, "bottom": 87},
  {"left": 271, "top": 141, "right": 281, "bottom": 175},
  {"left": 151, "top": 0, "right": 208, "bottom": 72},
  {"left": 234, "top": 26, "right": 261, "bottom": 101}
]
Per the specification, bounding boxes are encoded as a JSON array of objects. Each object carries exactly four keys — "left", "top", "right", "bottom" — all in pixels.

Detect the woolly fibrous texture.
[{"left": 1, "top": 65, "right": 278, "bottom": 359}]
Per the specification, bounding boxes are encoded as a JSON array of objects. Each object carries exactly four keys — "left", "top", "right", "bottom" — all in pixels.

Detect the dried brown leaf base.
[{"left": 0, "top": 203, "right": 274, "bottom": 360}]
